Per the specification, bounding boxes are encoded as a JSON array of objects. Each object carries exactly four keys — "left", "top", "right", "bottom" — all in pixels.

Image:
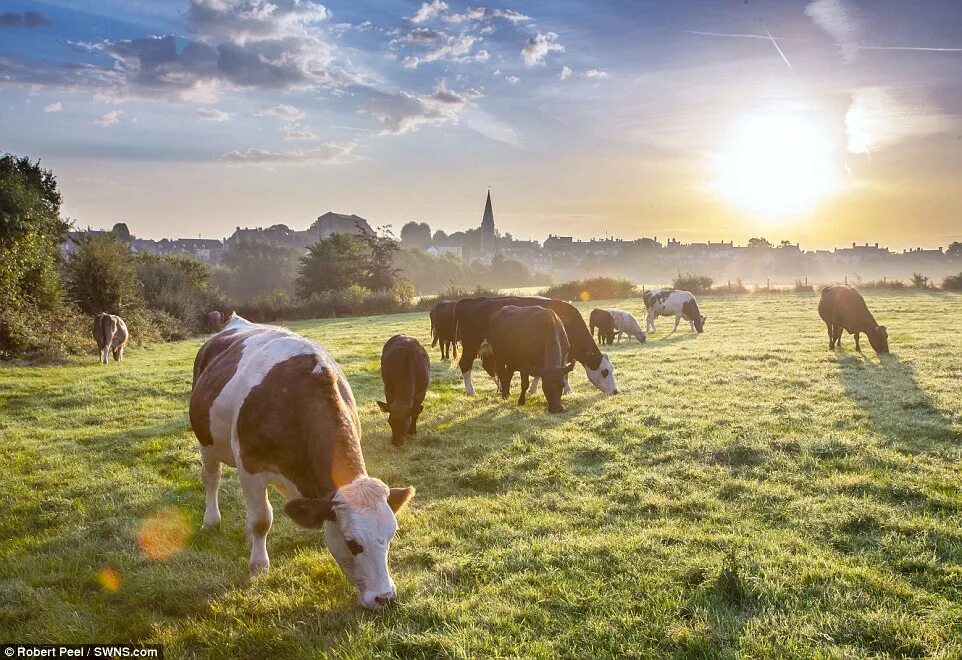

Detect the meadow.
[{"left": 1, "top": 291, "right": 961, "bottom": 658}]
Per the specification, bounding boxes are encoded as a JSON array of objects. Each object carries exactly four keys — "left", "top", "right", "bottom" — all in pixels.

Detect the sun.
[{"left": 714, "top": 114, "right": 839, "bottom": 219}]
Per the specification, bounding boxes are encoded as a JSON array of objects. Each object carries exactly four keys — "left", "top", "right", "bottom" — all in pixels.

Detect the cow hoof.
[
  {"left": 392, "top": 438, "right": 405, "bottom": 447},
  {"left": 201, "top": 519, "right": 221, "bottom": 532},
  {"left": 249, "top": 560, "right": 270, "bottom": 576}
]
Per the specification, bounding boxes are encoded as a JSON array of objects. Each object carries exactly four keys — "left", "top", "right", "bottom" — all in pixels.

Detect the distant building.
[
  {"left": 174, "top": 238, "right": 225, "bottom": 262},
  {"left": 479, "top": 189, "right": 497, "bottom": 264},
  {"left": 226, "top": 211, "right": 374, "bottom": 251}
]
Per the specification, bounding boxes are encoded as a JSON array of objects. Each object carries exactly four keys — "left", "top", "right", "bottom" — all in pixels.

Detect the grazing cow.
[
  {"left": 454, "top": 296, "right": 616, "bottom": 397},
  {"left": 488, "top": 306, "right": 575, "bottom": 413},
  {"left": 377, "top": 335, "right": 430, "bottom": 446},
  {"left": 608, "top": 309, "right": 647, "bottom": 343},
  {"left": 189, "top": 313, "right": 415, "bottom": 609},
  {"left": 92, "top": 312, "right": 128, "bottom": 364},
  {"left": 643, "top": 290, "right": 706, "bottom": 334},
  {"left": 589, "top": 308, "right": 615, "bottom": 346},
  {"left": 205, "top": 310, "right": 224, "bottom": 333},
  {"left": 429, "top": 301, "right": 458, "bottom": 360},
  {"left": 818, "top": 285, "right": 889, "bottom": 354}
]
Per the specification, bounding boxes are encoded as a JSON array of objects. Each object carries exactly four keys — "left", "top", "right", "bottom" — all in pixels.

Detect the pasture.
[{"left": 2, "top": 291, "right": 961, "bottom": 658}]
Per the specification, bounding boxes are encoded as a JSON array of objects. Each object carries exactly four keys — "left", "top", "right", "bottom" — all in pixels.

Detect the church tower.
[{"left": 480, "top": 188, "right": 496, "bottom": 262}]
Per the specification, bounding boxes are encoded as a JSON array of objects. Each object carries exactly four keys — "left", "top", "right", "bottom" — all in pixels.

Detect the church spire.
[
  {"left": 481, "top": 188, "right": 494, "bottom": 230},
  {"left": 480, "top": 187, "right": 496, "bottom": 261}
]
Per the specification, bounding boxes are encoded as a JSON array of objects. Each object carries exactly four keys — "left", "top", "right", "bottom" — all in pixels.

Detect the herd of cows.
[{"left": 86, "top": 284, "right": 889, "bottom": 610}]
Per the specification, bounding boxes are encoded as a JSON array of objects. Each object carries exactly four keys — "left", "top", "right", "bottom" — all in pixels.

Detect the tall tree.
[
  {"left": 400, "top": 221, "right": 432, "bottom": 249},
  {"left": 64, "top": 234, "right": 144, "bottom": 316},
  {"left": 296, "top": 233, "right": 372, "bottom": 298},
  {"left": 947, "top": 241, "right": 962, "bottom": 258},
  {"left": 220, "top": 240, "right": 300, "bottom": 302}
]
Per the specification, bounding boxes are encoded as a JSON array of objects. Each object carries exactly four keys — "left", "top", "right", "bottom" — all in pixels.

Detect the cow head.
[
  {"left": 377, "top": 401, "right": 423, "bottom": 446},
  {"left": 634, "top": 330, "right": 647, "bottom": 343},
  {"left": 584, "top": 353, "right": 618, "bottom": 395},
  {"left": 693, "top": 315, "right": 707, "bottom": 333},
  {"left": 478, "top": 341, "right": 499, "bottom": 386},
  {"left": 531, "top": 361, "right": 576, "bottom": 413},
  {"left": 869, "top": 325, "right": 889, "bottom": 354},
  {"left": 285, "top": 477, "right": 415, "bottom": 610}
]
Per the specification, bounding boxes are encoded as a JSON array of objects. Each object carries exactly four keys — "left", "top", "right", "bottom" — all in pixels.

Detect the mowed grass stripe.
[{"left": 1, "top": 291, "right": 961, "bottom": 657}]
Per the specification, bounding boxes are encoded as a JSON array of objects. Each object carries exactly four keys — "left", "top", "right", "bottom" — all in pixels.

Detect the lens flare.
[
  {"left": 137, "top": 506, "right": 192, "bottom": 560},
  {"left": 580, "top": 291, "right": 591, "bottom": 301},
  {"left": 97, "top": 566, "right": 121, "bottom": 592}
]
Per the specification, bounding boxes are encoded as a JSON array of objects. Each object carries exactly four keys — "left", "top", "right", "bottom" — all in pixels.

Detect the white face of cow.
[
  {"left": 584, "top": 353, "right": 617, "bottom": 395},
  {"left": 285, "top": 477, "right": 415, "bottom": 610},
  {"left": 325, "top": 497, "right": 399, "bottom": 610}
]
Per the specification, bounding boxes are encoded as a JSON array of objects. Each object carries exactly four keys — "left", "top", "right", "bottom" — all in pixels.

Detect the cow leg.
[
  {"left": 200, "top": 446, "right": 222, "bottom": 530},
  {"left": 825, "top": 322, "right": 834, "bottom": 349},
  {"left": 646, "top": 313, "right": 655, "bottom": 333},
  {"left": 563, "top": 375, "right": 572, "bottom": 395},
  {"left": 113, "top": 346, "right": 123, "bottom": 361},
  {"left": 519, "top": 373, "right": 529, "bottom": 406},
  {"left": 854, "top": 332, "right": 862, "bottom": 352},
  {"left": 497, "top": 364, "right": 511, "bottom": 399},
  {"left": 238, "top": 469, "right": 272, "bottom": 575},
  {"left": 528, "top": 376, "right": 540, "bottom": 395},
  {"left": 616, "top": 331, "right": 622, "bottom": 343},
  {"left": 668, "top": 315, "right": 681, "bottom": 336},
  {"left": 833, "top": 325, "right": 844, "bottom": 349}
]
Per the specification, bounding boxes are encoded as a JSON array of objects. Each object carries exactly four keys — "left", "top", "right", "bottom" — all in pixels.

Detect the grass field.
[{"left": 2, "top": 291, "right": 962, "bottom": 658}]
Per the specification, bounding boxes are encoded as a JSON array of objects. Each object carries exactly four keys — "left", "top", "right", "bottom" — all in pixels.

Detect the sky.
[{"left": 1, "top": 0, "right": 960, "bottom": 249}]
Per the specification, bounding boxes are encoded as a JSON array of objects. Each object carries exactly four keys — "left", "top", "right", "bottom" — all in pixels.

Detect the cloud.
[
  {"left": 197, "top": 107, "right": 231, "bottom": 121},
  {"left": 845, "top": 86, "right": 957, "bottom": 154},
  {"left": 43, "top": 101, "right": 62, "bottom": 113},
  {"left": 6, "top": 1, "right": 355, "bottom": 100},
  {"left": 521, "top": 32, "right": 564, "bottom": 66},
  {"left": 257, "top": 104, "right": 307, "bottom": 121},
  {"left": 221, "top": 141, "right": 357, "bottom": 164},
  {"left": 93, "top": 110, "right": 121, "bottom": 126},
  {"left": 360, "top": 81, "right": 470, "bottom": 134},
  {"left": 0, "top": 11, "right": 49, "bottom": 28},
  {"left": 504, "top": 75, "right": 520, "bottom": 84},
  {"left": 283, "top": 123, "right": 318, "bottom": 140},
  {"left": 402, "top": 56, "right": 420, "bottom": 69},
  {"left": 584, "top": 68, "right": 609, "bottom": 79},
  {"left": 805, "top": 0, "right": 861, "bottom": 62},
  {"left": 559, "top": 65, "right": 572, "bottom": 80},
  {"left": 409, "top": 1, "right": 450, "bottom": 24}
]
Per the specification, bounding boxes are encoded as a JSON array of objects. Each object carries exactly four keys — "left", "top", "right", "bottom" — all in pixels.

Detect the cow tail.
[{"left": 430, "top": 318, "right": 438, "bottom": 347}]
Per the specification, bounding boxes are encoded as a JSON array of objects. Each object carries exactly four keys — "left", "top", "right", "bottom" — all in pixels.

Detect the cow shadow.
[{"left": 836, "top": 351, "right": 958, "bottom": 456}]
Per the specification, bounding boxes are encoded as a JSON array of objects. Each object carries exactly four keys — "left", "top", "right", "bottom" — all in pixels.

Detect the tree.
[
  {"left": 400, "top": 221, "right": 432, "bottom": 249},
  {"left": 296, "top": 233, "right": 372, "bottom": 298},
  {"left": 947, "top": 241, "right": 962, "bottom": 258},
  {"left": 747, "top": 237, "right": 773, "bottom": 250},
  {"left": 64, "top": 234, "right": 144, "bottom": 316},
  {"left": 359, "top": 228, "right": 401, "bottom": 291},
  {"left": 219, "top": 240, "right": 301, "bottom": 302},
  {"left": 432, "top": 229, "right": 449, "bottom": 243}
]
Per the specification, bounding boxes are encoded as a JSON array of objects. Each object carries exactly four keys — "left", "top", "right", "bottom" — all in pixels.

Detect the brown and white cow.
[
  {"left": 189, "top": 313, "right": 415, "bottom": 610},
  {"left": 92, "top": 312, "right": 128, "bottom": 364}
]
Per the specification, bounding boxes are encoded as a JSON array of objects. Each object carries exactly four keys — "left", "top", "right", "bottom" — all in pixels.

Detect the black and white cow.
[
  {"left": 607, "top": 309, "right": 647, "bottom": 343},
  {"left": 643, "top": 290, "right": 706, "bottom": 334},
  {"left": 189, "top": 314, "right": 416, "bottom": 610}
]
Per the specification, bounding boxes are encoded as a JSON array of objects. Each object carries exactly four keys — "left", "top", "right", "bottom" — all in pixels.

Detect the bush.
[
  {"left": 134, "top": 253, "right": 225, "bottom": 332},
  {"left": 64, "top": 234, "right": 145, "bottom": 318},
  {"left": 671, "top": 273, "right": 714, "bottom": 294},
  {"left": 942, "top": 273, "right": 962, "bottom": 291},
  {"left": 713, "top": 279, "right": 749, "bottom": 294},
  {"left": 911, "top": 272, "right": 932, "bottom": 289},
  {"left": 793, "top": 279, "right": 814, "bottom": 293},
  {"left": 858, "top": 278, "right": 907, "bottom": 290},
  {"left": 540, "top": 277, "right": 636, "bottom": 302}
]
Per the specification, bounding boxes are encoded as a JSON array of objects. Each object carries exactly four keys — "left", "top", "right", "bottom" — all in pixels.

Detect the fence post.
[
  {"left": 844, "top": 275, "right": 848, "bottom": 285},
  {"left": 805, "top": 277, "right": 808, "bottom": 287},
  {"left": 767, "top": 278, "right": 770, "bottom": 292}
]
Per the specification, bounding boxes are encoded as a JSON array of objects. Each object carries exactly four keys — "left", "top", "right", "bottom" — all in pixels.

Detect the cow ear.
[
  {"left": 285, "top": 497, "right": 335, "bottom": 528},
  {"left": 564, "top": 361, "right": 577, "bottom": 374},
  {"left": 377, "top": 400, "right": 390, "bottom": 413},
  {"left": 388, "top": 486, "right": 415, "bottom": 513}
]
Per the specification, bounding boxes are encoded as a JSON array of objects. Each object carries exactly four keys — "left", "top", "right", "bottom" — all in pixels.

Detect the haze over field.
[{"left": 1, "top": 0, "right": 961, "bottom": 248}]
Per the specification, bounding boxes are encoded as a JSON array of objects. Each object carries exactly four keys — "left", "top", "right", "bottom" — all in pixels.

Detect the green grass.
[{"left": 2, "top": 291, "right": 962, "bottom": 658}]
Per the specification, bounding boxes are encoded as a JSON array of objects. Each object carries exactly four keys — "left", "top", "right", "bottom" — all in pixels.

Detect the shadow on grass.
[{"left": 837, "top": 351, "right": 958, "bottom": 456}]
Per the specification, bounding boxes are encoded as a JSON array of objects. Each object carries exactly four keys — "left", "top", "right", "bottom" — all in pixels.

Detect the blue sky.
[{"left": 1, "top": 0, "right": 960, "bottom": 247}]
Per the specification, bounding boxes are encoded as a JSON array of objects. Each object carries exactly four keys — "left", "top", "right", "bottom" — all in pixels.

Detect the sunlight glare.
[{"left": 715, "top": 114, "right": 839, "bottom": 219}]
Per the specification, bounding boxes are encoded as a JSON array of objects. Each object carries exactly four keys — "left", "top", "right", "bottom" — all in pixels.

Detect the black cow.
[
  {"left": 488, "top": 306, "right": 575, "bottom": 413},
  {"left": 377, "top": 335, "right": 431, "bottom": 445},
  {"left": 818, "top": 285, "right": 889, "bottom": 354},
  {"left": 589, "top": 308, "right": 615, "bottom": 346},
  {"left": 453, "top": 296, "right": 616, "bottom": 397},
  {"left": 430, "top": 300, "right": 458, "bottom": 360}
]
